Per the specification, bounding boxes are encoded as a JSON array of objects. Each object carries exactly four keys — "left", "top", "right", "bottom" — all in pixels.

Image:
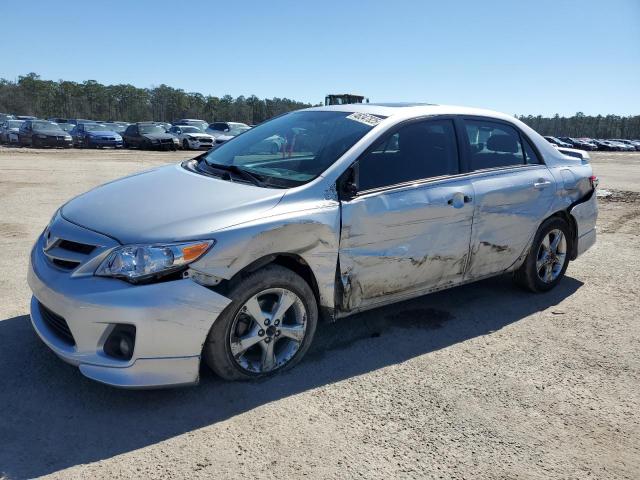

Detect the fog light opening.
[{"left": 104, "top": 325, "right": 136, "bottom": 361}]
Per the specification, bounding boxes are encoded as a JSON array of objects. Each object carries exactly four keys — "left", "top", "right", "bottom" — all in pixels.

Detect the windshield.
[
  {"left": 181, "top": 126, "right": 201, "bottom": 133},
  {"left": 7, "top": 120, "right": 23, "bottom": 128},
  {"left": 83, "top": 123, "right": 107, "bottom": 132},
  {"left": 228, "top": 126, "right": 251, "bottom": 136},
  {"left": 33, "top": 121, "right": 63, "bottom": 131},
  {"left": 139, "top": 124, "right": 167, "bottom": 134},
  {"left": 58, "top": 123, "right": 75, "bottom": 132},
  {"left": 202, "top": 110, "right": 382, "bottom": 186}
]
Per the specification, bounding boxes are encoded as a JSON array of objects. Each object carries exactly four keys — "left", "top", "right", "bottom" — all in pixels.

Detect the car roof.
[{"left": 304, "top": 103, "right": 524, "bottom": 122}]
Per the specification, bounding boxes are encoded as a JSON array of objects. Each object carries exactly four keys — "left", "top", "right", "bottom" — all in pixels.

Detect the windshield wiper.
[{"left": 203, "top": 161, "right": 267, "bottom": 187}]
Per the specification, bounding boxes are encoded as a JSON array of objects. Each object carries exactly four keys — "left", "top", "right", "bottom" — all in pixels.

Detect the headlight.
[
  {"left": 64, "top": 135, "right": 72, "bottom": 140},
  {"left": 37, "top": 134, "right": 47, "bottom": 139},
  {"left": 114, "top": 135, "right": 122, "bottom": 140},
  {"left": 173, "top": 137, "right": 180, "bottom": 144},
  {"left": 96, "top": 240, "right": 214, "bottom": 282},
  {"left": 150, "top": 138, "right": 159, "bottom": 143}
]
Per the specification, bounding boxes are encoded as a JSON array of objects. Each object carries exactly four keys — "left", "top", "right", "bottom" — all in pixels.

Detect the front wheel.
[
  {"left": 515, "top": 217, "right": 571, "bottom": 292},
  {"left": 183, "top": 139, "right": 190, "bottom": 150},
  {"left": 203, "top": 265, "right": 318, "bottom": 380}
]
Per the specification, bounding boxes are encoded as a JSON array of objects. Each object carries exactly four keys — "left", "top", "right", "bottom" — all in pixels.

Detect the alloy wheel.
[
  {"left": 536, "top": 228, "right": 567, "bottom": 283},
  {"left": 229, "top": 288, "right": 307, "bottom": 374}
]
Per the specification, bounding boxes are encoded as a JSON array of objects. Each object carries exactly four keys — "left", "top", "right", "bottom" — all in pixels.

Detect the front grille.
[
  {"left": 38, "top": 302, "right": 75, "bottom": 346},
  {"left": 52, "top": 258, "right": 80, "bottom": 270},
  {"left": 160, "top": 138, "right": 173, "bottom": 144},
  {"left": 100, "top": 137, "right": 115, "bottom": 141},
  {"left": 199, "top": 138, "right": 212, "bottom": 143},
  {"left": 58, "top": 239, "right": 96, "bottom": 255}
]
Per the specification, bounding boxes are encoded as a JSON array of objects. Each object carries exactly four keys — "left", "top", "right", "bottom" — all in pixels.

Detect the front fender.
[{"left": 189, "top": 202, "right": 341, "bottom": 310}]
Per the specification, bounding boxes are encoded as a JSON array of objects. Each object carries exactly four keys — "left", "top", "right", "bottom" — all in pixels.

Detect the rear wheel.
[
  {"left": 203, "top": 265, "right": 318, "bottom": 380},
  {"left": 515, "top": 217, "right": 571, "bottom": 292}
]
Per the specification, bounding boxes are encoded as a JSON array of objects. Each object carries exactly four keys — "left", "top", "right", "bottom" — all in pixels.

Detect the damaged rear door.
[
  {"left": 461, "top": 117, "right": 556, "bottom": 279},
  {"left": 338, "top": 118, "right": 474, "bottom": 312}
]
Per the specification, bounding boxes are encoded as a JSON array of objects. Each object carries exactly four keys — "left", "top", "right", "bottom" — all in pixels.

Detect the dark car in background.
[
  {"left": 543, "top": 136, "right": 572, "bottom": 148},
  {"left": 593, "top": 139, "right": 620, "bottom": 151},
  {"left": 18, "top": 120, "right": 73, "bottom": 148},
  {"left": 558, "top": 137, "right": 597, "bottom": 150},
  {"left": 70, "top": 123, "right": 124, "bottom": 148},
  {"left": 122, "top": 122, "right": 179, "bottom": 150}
]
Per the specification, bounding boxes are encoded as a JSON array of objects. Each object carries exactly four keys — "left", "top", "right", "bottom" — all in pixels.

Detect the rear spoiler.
[{"left": 555, "top": 146, "right": 590, "bottom": 163}]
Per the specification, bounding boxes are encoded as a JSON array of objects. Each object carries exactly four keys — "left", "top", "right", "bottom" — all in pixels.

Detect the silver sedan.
[{"left": 28, "top": 104, "right": 598, "bottom": 388}]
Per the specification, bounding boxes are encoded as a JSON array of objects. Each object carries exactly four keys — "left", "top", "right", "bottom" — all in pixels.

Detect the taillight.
[{"left": 589, "top": 175, "right": 599, "bottom": 189}]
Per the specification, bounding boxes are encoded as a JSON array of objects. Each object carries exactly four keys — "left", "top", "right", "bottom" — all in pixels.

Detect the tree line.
[
  {"left": 518, "top": 112, "right": 640, "bottom": 139},
  {"left": 1, "top": 73, "right": 638, "bottom": 138},
  {"left": 0, "top": 73, "right": 314, "bottom": 125}
]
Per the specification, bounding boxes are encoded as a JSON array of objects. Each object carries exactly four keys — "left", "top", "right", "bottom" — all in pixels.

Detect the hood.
[
  {"left": 35, "top": 129, "right": 68, "bottom": 136},
  {"left": 143, "top": 133, "right": 173, "bottom": 140},
  {"left": 87, "top": 130, "right": 120, "bottom": 137},
  {"left": 61, "top": 164, "right": 286, "bottom": 244}
]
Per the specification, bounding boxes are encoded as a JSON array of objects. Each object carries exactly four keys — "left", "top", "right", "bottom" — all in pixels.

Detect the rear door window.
[
  {"left": 358, "top": 119, "right": 459, "bottom": 191},
  {"left": 464, "top": 120, "right": 525, "bottom": 170}
]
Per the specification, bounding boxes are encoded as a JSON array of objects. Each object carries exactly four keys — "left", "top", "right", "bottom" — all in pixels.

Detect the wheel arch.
[{"left": 216, "top": 253, "right": 332, "bottom": 321}]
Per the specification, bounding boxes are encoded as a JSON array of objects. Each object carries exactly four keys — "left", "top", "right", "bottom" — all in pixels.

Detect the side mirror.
[{"left": 338, "top": 163, "right": 358, "bottom": 200}]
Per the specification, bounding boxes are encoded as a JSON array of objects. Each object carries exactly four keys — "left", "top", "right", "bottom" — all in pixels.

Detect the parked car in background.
[
  {"left": 18, "top": 120, "right": 73, "bottom": 148},
  {"left": 558, "top": 137, "right": 597, "bottom": 150},
  {"left": 593, "top": 139, "right": 620, "bottom": 151},
  {"left": 616, "top": 141, "right": 635, "bottom": 151},
  {"left": 67, "top": 118, "right": 94, "bottom": 126},
  {"left": 27, "top": 104, "right": 598, "bottom": 388},
  {"left": 173, "top": 119, "right": 209, "bottom": 132},
  {"left": 168, "top": 125, "right": 215, "bottom": 150},
  {"left": 122, "top": 122, "right": 179, "bottom": 150},
  {"left": 70, "top": 123, "right": 124, "bottom": 148},
  {"left": 0, "top": 119, "right": 25, "bottom": 144},
  {"left": 212, "top": 124, "right": 252, "bottom": 145},
  {"left": 58, "top": 123, "right": 77, "bottom": 134},
  {"left": 543, "top": 136, "right": 572, "bottom": 148},
  {"left": 102, "top": 122, "right": 130, "bottom": 135},
  {"left": 610, "top": 139, "right": 640, "bottom": 151},
  {"left": 16, "top": 115, "right": 38, "bottom": 121},
  {"left": 206, "top": 121, "right": 250, "bottom": 138},
  {"left": 0, "top": 113, "right": 15, "bottom": 123},
  {"left": 47, "top": 118, "right": 74, "bottom": 125}
]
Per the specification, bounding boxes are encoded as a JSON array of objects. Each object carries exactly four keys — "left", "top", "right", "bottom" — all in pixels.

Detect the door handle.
[
  {"left": 533, "top": 179, "right": 552, "bottom": 189},
  {"left": 447, "top": 194, "right": 473, "bottom": 206}
]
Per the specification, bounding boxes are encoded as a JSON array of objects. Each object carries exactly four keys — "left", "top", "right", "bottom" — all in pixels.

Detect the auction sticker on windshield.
[{"left": 345, "top": 112, "right": 383, "bottom": 127}]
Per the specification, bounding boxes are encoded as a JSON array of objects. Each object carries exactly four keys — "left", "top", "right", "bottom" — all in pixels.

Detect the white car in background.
[
  {"left": 0, "top": 119, "right": 25, "bottom": 144},
  {"left": 212, "top": 124, "right": 252, "bottom": 146},
  {"left": 168, "top": 125, "right": 215, "bottom": 150},
  {"left": 206, "top": 121, "right": 250, "bottom": 139}
]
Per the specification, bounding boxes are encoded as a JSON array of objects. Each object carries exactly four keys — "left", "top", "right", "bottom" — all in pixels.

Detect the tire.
[
  {"left": 515, "top": 216, "right": 571, "bottom": 292},
  {"left": 203, "top": 265, "right": 318, "bottom": 381},
  {"left": 183, "top": 139, "right": 190, "bottom": 150}
]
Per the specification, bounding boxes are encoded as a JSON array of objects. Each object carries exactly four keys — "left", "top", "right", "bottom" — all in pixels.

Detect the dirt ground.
[{"left": 0, "top": 147, "right": 638, "bottom": 479}]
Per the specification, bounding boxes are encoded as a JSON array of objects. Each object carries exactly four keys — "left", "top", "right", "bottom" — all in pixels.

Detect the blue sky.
[{"left": 2, "top": 0, "right": 639, "bottom": 115}]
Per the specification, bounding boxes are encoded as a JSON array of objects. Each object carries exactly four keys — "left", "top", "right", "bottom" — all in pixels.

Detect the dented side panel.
[
  {"left": 190, "top": 196, "right": 341, "bottom": 310},
  {"left": 465, "top": 166, "right": 556, "bottom": 279},
  {"left": 338, "top": 178, "right": 474, "bottom": 311},
  {"left": 570, "top": 190, "right": 598, "bottom": 257}
]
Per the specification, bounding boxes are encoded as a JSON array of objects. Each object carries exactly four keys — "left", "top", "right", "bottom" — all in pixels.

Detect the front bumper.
[
  {"left": 37, "top": 136, "right": 73, "bottom": 148},
  {"left": 88, "top": 138, "right": 123, "bottom": 148},
  {"left": 186, "top": 139, "right": 214, "bottom": 150},
  {"left": 27, "top": 232, "right": 231, "bottom": 388}
]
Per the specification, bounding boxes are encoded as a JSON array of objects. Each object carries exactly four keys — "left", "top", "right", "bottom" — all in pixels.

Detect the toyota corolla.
[{"left": 28, "top": 104, "right": 598, "bottom": 388}]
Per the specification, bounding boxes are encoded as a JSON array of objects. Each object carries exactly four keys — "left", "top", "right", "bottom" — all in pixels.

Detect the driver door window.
[{"left": 357, "top": 119, "right": 459, "bottom": 191}]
